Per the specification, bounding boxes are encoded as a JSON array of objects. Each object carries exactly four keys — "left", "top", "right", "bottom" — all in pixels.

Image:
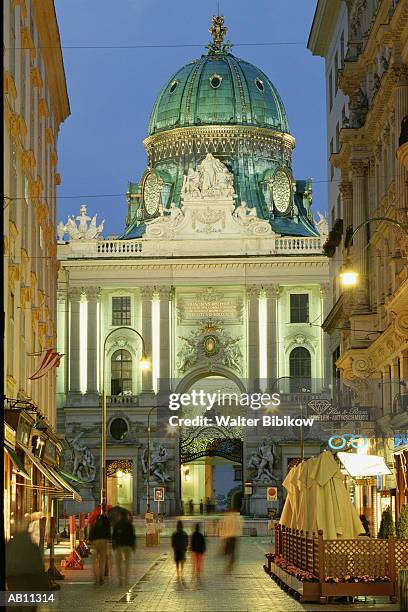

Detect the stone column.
[
  {"left": 140, "top": 287, "right": 154, "bottom": 393},
  {"left": 68, "top": 287, "right": 82, "bottom": 394},
  {"left": 157, "top": 286, "right": 172, "bottom": 391},
  {"left": 340, "top": 180, "right": 353, "bottom": 250},
  {"left": 393, "top": 65, "right": 408, "bottom": 210},
  {"left": 86, "top": 287, "right": 100, "bottom": 395},
  {"left": 264, "top": 284, "right": 278, "bottom": 385},
  {"left": 382, "top": 367, "right": 391, "bottom": 416},
  {"left": 320, "top": 282, "right": 331, "bottom": 387},
  {"left": 247, "top": 285, "right": 260, "bottom": 392},
  {"left": 391, "top": 358, "right": 400, "bottom": 413},
  {"left": 351, "top": 160, "right": 369, "bottom": 311}
]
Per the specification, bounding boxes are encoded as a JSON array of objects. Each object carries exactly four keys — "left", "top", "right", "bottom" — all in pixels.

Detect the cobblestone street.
[{"left": 51, "top": 538, "right": 398, "bottom": 612}]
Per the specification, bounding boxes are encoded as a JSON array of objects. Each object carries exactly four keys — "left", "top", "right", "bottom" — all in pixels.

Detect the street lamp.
[
  {"left": 101, "top": 326, "right": 150, "bottom": 507},
  {"left": 340, "top": 217, "right": 408, "bottom": 287},
  {"left": 146, "top": 405, "right": 156, "bottom": 513}
]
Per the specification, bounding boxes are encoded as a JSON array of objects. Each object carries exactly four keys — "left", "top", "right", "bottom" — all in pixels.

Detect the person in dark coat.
[
  {"left": 171, "top": 520, "right": 188, "bottom": 582},
  {"left": 6, "top": 522, "right": 49, "bottom": 612},
  {"left": 112, "top": 511, "right": 136, "bottom": 586},
  {"left": 89, "top": 504, "right": 111, "bottom": 585},
  {"left": 360, "top": 514, "right": 370, "bottom": 537},
  {"left": 191, "top": 523, "right": 206, "bottom": 583}
]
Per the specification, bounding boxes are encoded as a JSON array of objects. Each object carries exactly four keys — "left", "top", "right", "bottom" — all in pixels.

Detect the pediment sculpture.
[{"left": 58, "top": 205, "right": 105, "bottom": 242}]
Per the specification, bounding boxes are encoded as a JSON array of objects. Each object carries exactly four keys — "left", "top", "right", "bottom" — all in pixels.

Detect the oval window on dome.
[
  {"left": 255, "top": 78, "right": 264, "bottom": 92},
  {"left": 210, "top": 74, "right": 222, "bottom": 89},
  {"left": 169, "top": 80, "right": 178, "bottom": 93}
]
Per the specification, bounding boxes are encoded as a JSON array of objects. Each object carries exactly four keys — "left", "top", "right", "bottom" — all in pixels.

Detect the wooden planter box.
[
  {"left": 269, "top": 561, "right": 320, "bottom": 602},
  {"left": 321, "top": 581, "right": 396, "bottom": 600}
]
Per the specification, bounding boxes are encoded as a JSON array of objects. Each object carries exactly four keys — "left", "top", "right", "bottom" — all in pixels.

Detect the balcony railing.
[
  {"left": 59, "top": 234, "right": 324, "bottom": 258},
  {"left": 107, "top": 395, "right": 139, "bottom": 406}
]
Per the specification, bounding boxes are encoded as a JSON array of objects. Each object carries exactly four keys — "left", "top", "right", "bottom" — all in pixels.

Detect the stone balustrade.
[{"left": 58, "top": 234, "right": 324, "bottom": 259}]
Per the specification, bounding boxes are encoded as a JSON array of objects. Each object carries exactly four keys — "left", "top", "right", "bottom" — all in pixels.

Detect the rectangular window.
[
  {"left": 10, "top": 139, "right": 18, "bottom": 223},
  {"left": 112, "top": 296, "right": 131, "bottom": 326},
  {"left": 290, "top": 294, "right": 309, "bottom": 323},
  {"left": 336, "top": 194, "right": 341, "bottom": 219},
  {"left": 329, "top": 69, "right": 333, "bottom": 110},
  {"left": 23, "top": 176, "right": 29, "bottom": 249},
  {"left": 335, "top": 122, "right": 340, "bottom": 152},
  {"left": 21, "top": 50, "right": 26, "bottom": 119},
  {"left": 340, "top": 32, "right": 345, "bottom": 67},
  {"left": 9, "top": 292, "right": 15, "bottom": 321},
  {"left": 342, "top": 105, "right": 347, "bottom": 127}
]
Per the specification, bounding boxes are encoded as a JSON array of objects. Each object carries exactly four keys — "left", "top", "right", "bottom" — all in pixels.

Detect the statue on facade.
[
  {"left": 141, "top": 443, "right": 172, "bottom": 483},
  {"left": 70, "top": 432, "right": 96, "bottom": 483},
  {"left": 349, "top": 87, "right": 368, "bottom": 128},
  {"left": 247, "top": 440, "right": 277, "bottom": 482},
  {"left": 315, "top": 211, "right": 328, "bottom": 237},
  {"left": 182, "top": 154, "right": 236, "bottom": 199},
  {"left": 232, "top": 200, "right": 258, "bottom": 225},
  {"left": 145, "top": 202, "right": 184, "bottom": 238},
  {"left": 58, "top": 205, "right": 105, "bottom": 241}
]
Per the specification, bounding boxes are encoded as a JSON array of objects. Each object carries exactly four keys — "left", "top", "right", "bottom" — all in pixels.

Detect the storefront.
[
  {"left": 337, "top": 451, "right": 391, "bottom": 537},
  {"left": 4, "top": 422, "right": 31, "bottom": 540},
  {"left": 394, "top": 433, "right": 408, "bottom": 522}
]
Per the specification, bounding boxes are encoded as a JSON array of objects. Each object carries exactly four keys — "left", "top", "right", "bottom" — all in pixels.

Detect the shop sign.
[
  {"left": 5, "top": 423, "right": 16, "bottom": 448},
  {"left": 16, "top": 416, "right": 32, "bottom": 447},
  {"left": 43, "top": 440, "right": 57, "bottom": 465}
]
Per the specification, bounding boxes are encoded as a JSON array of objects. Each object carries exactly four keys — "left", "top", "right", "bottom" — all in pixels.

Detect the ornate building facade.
[
  {"left": 4, "top": 0, "right": 74, "bottom": 540},
  {"left": 57, "top": 18, "right": 329, "bottom": 518},
  {"left": 309, "top": 0, "right": 408, "bottom": 527}
]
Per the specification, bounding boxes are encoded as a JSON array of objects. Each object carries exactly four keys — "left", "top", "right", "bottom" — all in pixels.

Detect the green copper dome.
[{"left": 148, "top": 52, "right": 289, "bottom": 136}]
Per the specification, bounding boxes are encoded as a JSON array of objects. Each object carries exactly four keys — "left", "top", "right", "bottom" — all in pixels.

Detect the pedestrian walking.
[
  {"left": 219, "top": 510, "right": 242, "bottom": 574},
  {"left": 188, "top": 499, "right": 194, "bottom": 514},
  {"left": 89, "top": 504, "right": 111, "bottom": 585},
  {"left": 199, "top": 499, "right": 204, "bottom": 515},
  {"left": 6, "top": 519, "right": 49, "bottom": 612},
  {"left": 112, "top": 510, "right": 136, "bottom": 586},
  {"left": 171, "top": 520, "right": 188, "bottom": 584},
  {"left": 191, "top": 523, "right": 206, "bottom": 584}
]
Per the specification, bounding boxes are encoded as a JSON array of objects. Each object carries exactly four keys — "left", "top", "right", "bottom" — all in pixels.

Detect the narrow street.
[{"left": 51, "top": 538, "right": 398, "bottom": 612}]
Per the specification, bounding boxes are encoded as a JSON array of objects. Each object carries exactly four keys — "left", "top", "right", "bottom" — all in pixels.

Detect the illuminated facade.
[
  {"left": 3, "top": 0, "right": 76, "bottom": 540},
  {"left": 57, "top": 18, "right": 329, "bottom": 517},
  {"left": 309, "top": 0, "right": 408, "bottom": 529}
]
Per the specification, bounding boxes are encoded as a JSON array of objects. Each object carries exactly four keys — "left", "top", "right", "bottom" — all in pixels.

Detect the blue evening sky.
[{"left": 54, "top": 0, "right": 326, "bottom": 236}]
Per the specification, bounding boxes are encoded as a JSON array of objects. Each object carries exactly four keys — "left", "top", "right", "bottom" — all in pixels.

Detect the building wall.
[
  {"left": 309, "top": 0, "right": 408, "bottom": 524},
  {"left": 4, "top": 0, "right": 70, "bottom": 428}
]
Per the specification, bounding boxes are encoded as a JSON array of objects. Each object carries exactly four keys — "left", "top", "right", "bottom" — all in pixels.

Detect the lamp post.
[
  {"left": 271, "top": 376, "right": 310, "bottom": 462},
  {"left": 340, "top": 216, "right": 408, "bottom": 287},
  {"left": 146, "top": 404, "right": 156, "bottom": 513},
  {"left": 101, "top": 326, "right": 150, "bottom": 507}
]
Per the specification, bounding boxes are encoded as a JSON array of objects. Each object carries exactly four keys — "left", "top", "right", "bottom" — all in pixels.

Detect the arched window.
[
  {"left": 111, "top": 349, "right": 132, "bottom": 396},
  {"left": 289, "top": 347, "right": 311, "bottom": 392}
]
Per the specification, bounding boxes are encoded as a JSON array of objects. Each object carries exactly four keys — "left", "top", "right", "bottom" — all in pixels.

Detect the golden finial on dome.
[{"left": 209, "top": 15, "right": 228, "bottom": 51}]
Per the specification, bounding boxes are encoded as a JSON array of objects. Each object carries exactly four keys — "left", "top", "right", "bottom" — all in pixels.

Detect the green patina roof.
[{"left": 148, "top": 52, "right": 289, "bottom": 136}]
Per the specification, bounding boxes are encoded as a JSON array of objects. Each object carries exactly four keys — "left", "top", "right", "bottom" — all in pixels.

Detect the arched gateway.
[{"left": 177, "top": 373, "right": 244, "bottom": 514}]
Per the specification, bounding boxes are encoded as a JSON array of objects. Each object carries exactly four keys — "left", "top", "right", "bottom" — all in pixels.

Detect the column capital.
[
  {"left": 246, "top": 285, "right": 261, "bottom": 299},
  {"left": 140, "top": 286, "right": 155, "bottom": 300},
  {"left": 339, "top": 180, "right": 353, "bottom": 200},
  {"left": 156, "top": 285, "right": 172, "bottom": 300},
  {"left": 390, "top": 64, "right": 408, "bottom": 87},
  {"left": 68, "top": 287, "right": 83, "bottom": 301},
  {"left": 85, "top": 286, "right": 101, "bottom": 300},
  {"left": 264, "top": 284, "right": 279, "bottom": 299},
  {"left": 351, "top": 159, "right": 368, "bottom": 177}
]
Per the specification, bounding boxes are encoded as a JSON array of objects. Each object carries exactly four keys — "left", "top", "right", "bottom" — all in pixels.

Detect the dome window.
[
  {"left": 169, "top": 80, "right": 179, "bottom": 93},
  {"left": 255, "top": 78, "right": 264, "bottom": 92},
  {"left": 210, "top": 74, "right": 222, "bottom": 89}
]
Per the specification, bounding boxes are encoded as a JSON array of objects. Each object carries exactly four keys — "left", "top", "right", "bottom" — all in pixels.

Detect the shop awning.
[
  {"left": 47, "top": 466, "right": 82, "bottom": 502},
  {"left": 59, "top": 468, "right": 83, "bottom": 485},
  {"left": 5, "top": 444, "right": 31, "bottom": 480},
  {"left": 22, "top": 446, "right": 64, "bottom": 491},
  {"left": 338, "top": 452, "right": 392, "bottom": 477}
]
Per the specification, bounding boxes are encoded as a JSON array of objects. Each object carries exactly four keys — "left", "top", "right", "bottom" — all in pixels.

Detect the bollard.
[
  {"left": 400, "top": 569, "right": 408, "bottom": 612},
  {"left": 76, "top": 512, "right": 90, "bottom": 557},
  {"left": 61, "top": 515, "right": 83, "bottom": 569},
  {"left": 47, "top": 517, "right": 65, "bottom": 580}
]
